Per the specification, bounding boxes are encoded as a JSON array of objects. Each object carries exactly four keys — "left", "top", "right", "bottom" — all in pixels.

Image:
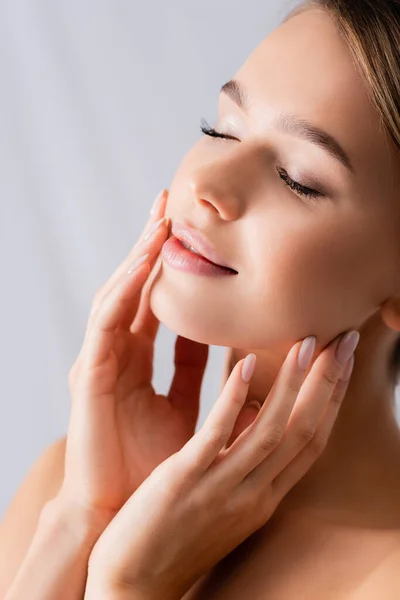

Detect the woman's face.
[{"left": 149, "top": 7, "right": 400, "bottom": 353}]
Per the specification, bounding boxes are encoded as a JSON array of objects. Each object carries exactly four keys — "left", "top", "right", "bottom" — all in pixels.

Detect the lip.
[
  {"left": 171, "top": 221, "right": 235, "bottom": 271},
  {"left": 162, "top": 236, "right": 237, "bottom": 276}
]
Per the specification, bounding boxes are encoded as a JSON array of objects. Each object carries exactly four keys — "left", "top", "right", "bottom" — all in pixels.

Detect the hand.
[
  {"left": 52, "top": 188, "right": 209, "bottom": 530},
  {"left": 86, "top": 331, "right": 357, "bottom": 599}
]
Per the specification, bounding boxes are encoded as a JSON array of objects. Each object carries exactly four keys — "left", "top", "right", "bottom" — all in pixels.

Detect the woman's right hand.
[{"left": 51, "top": 188, "right": 210, "bottom": 527}]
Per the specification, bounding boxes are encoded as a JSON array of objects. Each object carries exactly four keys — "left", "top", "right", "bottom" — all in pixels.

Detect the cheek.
[{"left": 245, "top": 215, "right": 383, "bottom": 343}]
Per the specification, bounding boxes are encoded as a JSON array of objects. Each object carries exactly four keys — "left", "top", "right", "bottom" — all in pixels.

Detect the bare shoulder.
[{"left": 0, "top": 436, "right": 67, "bottom": 597}]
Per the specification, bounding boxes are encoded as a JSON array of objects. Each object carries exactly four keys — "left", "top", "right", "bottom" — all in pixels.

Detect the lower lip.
[{"left": 161, "top": 236, "right": 237, "bottom": 277}]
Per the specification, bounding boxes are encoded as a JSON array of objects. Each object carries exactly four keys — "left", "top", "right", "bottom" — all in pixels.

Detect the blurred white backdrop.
[{"left": 0, "top": 0, "right": 399, "bottom": 516}]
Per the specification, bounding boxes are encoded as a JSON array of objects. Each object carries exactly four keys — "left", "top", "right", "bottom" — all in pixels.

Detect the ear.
[{"left": 380, "top": 296, "right": 400, "bottom": 332}]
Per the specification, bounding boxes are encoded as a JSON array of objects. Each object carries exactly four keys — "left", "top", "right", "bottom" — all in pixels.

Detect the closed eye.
[
  {"left": 200, "top": 117, "right": 324, "bottom": 200},
  {"left": 275, "top": 168, "right": 322, "bottom": 200}
]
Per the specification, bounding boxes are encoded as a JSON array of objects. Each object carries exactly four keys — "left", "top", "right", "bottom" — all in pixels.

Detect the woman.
[{"left": 2, "top": 0, "right": 400, "bottom": 598}]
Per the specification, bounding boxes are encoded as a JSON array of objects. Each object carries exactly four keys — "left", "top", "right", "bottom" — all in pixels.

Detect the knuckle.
[
  {"left": 320, "top": 364, "right": 340, "bottom": 389},
  {"left": 203, "top": 425, "right": 229, "bottom": 450},
  {"left": 248, "top": 482, "right": 268, "bottom": 509},
  {"left": 329, "top": 390, "right": 343, "bottom": 409},
  {"left": 231, "top": 393, "right": 246, "bottom": 410},
  {"left": 88, "top": 542, "right": 103, "bottom": 571},
  {"left": 94, "top": 284, "right": 105, "bottom": 300},
  {"left": 309, "top": 433, "right": 328, "bottom": 458},
  {"left": 91, "top": 287, "right": 105, "bottom": 311},
  {"left": 330, "top": 381, "right": 347, "bottom": 405},
  {"left": 225, "top": 491, "right": 258, "bottom": 519},
  {"left": 253, "top": 491, "right": 276, "bottom": 525},
  {"left": 257, "top": 423, "right": 285, "bottom": 453},
  {"left": 187, "top": 489, "right": 210, "bottom": 515},
  {"left": 68, "top": 361, "right": 79, "bottom": 384},
  {"left": 286, "top": 377, "right": 302, "bottom": 396},
  {"left": 89, "top": 306, "right": 99, "bottom": 321},
  {"left": 152, "top": 455, "right": 179, "bottom": 483},
  {"left": 244, "top": 489, "right": 261, "bottom": 513},
  {"left": 88, "top": 306, "right": 99, "bottom": 327},
  {"left": 293, "top": 417, "right": 318, "bottom": 446},
  {"left": 223, "top": 496, "right": 241, "bottom": 519}
]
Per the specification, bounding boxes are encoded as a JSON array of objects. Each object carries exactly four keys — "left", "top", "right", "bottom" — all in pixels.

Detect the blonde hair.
[{"left": 284, "top": 0, "right": 400, "bottom": 386}]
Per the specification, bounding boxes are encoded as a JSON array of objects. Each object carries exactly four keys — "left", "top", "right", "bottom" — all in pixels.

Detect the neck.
[{"left": 221, "top": 325, "right": 400, "bottom": 529}]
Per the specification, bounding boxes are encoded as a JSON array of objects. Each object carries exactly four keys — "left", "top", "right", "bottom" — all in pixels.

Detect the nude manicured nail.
[
  {"left": 335, "top": 330, "right": 360, "bottom": 366},
  {"left": 144, "top": 217, "right": 166, "bottom": 240},
  {"left": 242, "top": 354, "right": 256, "bottom": 383},
  {"left": 150, "top": 189, "right": 165, "bottom": 215},
  {"left": 298, "top": 336, "right": 316, "bottom": 371},
  {"left": 341, "top": 354, "right": 355, "bottom": 382},
  {"left": 127, "top": 254, "right": 149, "bottom": 274},
  {"left": 247, "top": 400, "right": 262, "bottom": 411}
]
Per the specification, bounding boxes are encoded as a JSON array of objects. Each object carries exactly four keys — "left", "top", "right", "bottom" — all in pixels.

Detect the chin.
[{"left": 148, "top": 270, "right": 239, "bottom": 346}]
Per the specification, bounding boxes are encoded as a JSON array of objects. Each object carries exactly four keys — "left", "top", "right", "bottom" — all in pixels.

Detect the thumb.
[{"left": 168, "top": 335, "right": 209, "bottom": 427}]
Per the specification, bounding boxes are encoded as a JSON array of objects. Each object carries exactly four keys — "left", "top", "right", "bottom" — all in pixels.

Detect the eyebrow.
[{"left": 220, "top": 79, "right": 355, "bottom": 175}]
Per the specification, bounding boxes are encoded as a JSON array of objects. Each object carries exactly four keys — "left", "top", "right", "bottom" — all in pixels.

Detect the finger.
[
  {"left": 82, "top": 226, "right": 169, "bottom": 370},
  {"left": 214, "top": 332, "right": 357, "bottom": 487},
  {"left": 168, "top": 336, "right": 209, "bottom": 429},
  {"left": 223, "top": 401, "right": 261, "bottom": 451},
  {"left": 80, "top": 189, "right": 168, "bottom": 349},
  {"left": 82, "top": 257, "right": 150, "bottom": 369},
  {"left": 80, "top": 215, "right": 169, "bottom": 381},
  {"left": 246, "top": 346, "right": 357, "bottom": 487},
  {"left": 92, "top": 189, "right": 168, "bottom": 314},
  {"left": 137, "top": 188, "right": 169, "bottom": 245},
  {"left": 118, "top": 218, "right": 170, "bottom": 331},
  {"left": 219, "top": 348, "right": 234, "bottom": 395},
  {"left": 179, "top": 354, "right": 257, "bottom": 476},
  {"left": 70, "top": 191, "right": 169, "bottom": 396},
  {"left": 129, "top": 252, "right": 165, "bottom": 340},
  {"left": 80, "top": 218, "right": 169, "bottom": 359},
  {"left": 271, "top": 355, "right": 354, "bottom": 501},
  {"left": 129, "top": 195, "right": 173, "bottom": 341},
  {"left": 84, "top": 215, "right": 169, "bottom": 345}
]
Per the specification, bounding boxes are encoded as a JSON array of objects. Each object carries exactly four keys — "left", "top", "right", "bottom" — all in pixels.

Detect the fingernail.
[
  {"left": 127, "top": 254, "right": 149, "bottom": 274},
  {"left": 241, "top": 354, "right": 256, "bottom": 383},
  {"left": 335, "top": 330, "right": 360, "bottom": 366},
  {"left": 144, "top": 217, "right": 166, "bottom": 240},
  {"left": 247, "top": 400, "right": 262, "bottom": 411},
  {"left": 150, "top": 189, "right": 165, "bottom": 215},
  {"left": 341, "top": 354, "right": 355, "bottom": 382},
  {"left": 298, "top": 336, "right": 316, "bottom": 371}
]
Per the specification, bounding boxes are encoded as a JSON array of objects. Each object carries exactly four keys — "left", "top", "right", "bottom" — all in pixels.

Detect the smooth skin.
[
  {"left": 83, "top": 225, "right": 356, "bottom": 598},
  {"left": 3, "top": 181, "right": 356, "bottom": 600},
  {"left": 4, "top": 186, "right": 354, "bottom": 600},
  {"left": 146, "top": 8, "right": 400, "bottom": 596},
  {"left": 4, "top": 4, "right": 400, "bottom": 600}
]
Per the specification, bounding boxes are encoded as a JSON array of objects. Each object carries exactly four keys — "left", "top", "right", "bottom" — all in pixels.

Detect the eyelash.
[{"left": 199, "top": 117, "right": 323, "bottom": 200}]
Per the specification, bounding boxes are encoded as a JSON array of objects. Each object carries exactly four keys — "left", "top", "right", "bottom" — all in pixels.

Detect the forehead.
[{"left": 233, "top": 9, "right": 393, "bottom": 178}]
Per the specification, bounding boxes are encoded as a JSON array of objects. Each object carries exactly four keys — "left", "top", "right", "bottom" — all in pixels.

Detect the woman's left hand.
[{"left": 85, "top": 332, "right": 356, "bottom": 600}]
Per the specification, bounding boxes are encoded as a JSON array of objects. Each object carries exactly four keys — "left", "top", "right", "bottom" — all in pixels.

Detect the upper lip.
[{"left": 171, "top": 222, "right": 235, "bottom": 271}]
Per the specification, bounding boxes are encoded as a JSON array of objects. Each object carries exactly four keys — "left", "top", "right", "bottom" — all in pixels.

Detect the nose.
[
  {"left": 188, "top": 176, "right": 240, "bottom": 223},
  {"left": 187, "top": 141, "right": 264, "bottom": 223}
]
